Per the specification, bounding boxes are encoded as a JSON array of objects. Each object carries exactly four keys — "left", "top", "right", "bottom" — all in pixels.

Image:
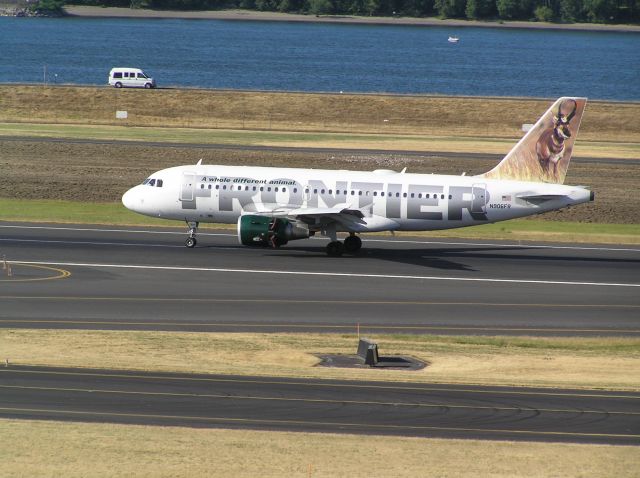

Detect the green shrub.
[
  {"left": 534, "top": 4, "right": 554, "bottom": 20},
  {"left": 30, "top": 0, "right": 66, "bottom": 14}
]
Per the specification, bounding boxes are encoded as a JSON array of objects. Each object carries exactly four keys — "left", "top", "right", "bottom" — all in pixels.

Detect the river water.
[{"left": 1, "top": 17, "right": 639, "bottom": 99}]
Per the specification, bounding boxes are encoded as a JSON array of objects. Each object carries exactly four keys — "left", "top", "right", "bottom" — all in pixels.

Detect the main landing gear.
[
  {"left": 326, "top": 233, "right": 362, "bottom": 257},
  {"left": 185, "top": 221, "right": 198, "bottom": 248}
]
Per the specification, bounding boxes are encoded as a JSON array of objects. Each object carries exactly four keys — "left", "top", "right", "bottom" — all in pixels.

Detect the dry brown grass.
[
  {"left": 2, "top": 418, "right": 638, "bottom": 478},
  {"left": 2, "top": 329, "right": 639, "bottom": 390},
  {"left": 2, "top": 85, "right": 639, "bottom": 142}
]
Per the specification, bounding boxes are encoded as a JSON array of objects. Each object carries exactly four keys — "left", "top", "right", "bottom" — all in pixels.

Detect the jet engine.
[{"left": 237, "top": 215, "right": 310, "bottom": 248}]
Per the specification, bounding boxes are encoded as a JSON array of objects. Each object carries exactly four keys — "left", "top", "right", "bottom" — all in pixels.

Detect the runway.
[
  {"left": 1, "top": 365, "right": 638, "bottom": 445},
  {"left": 1, "top": 222, "right": 639, "bottom": 336}
]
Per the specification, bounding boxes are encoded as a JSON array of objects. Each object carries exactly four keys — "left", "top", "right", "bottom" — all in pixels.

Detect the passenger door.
[
  {"left": 471, "top": 183, "right": 488, "bottom": 214},
  {"left": 180, "top": 172, "right": 196, "bottom": 202}
]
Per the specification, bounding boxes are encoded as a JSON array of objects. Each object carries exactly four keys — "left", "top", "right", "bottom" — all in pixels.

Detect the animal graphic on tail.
[
  {"left": 536, "top": 98, "right": 578, "bottom": 181},
  {"left": 482, "top": 97, "right": 586, "bottom": 185}
]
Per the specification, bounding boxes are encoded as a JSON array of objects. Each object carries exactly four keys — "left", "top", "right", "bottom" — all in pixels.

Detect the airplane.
[{"left": 122, "top": 97, "right": 593, "bottom": 256}]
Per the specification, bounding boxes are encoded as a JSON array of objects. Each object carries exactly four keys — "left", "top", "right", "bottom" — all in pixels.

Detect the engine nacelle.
[{"left": 237, "top": 215, "right": 310, "bottom": 248}]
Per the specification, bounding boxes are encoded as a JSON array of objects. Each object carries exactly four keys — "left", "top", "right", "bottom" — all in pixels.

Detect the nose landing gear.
[{"left": 185, "top": 221, "right": 198, "bottom": 248}]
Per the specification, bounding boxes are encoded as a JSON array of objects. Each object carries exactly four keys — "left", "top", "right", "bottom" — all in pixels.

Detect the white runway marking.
[
  {"left": 12, "top": 260, "right": 640, "bottom": 288},
  {"left": 0, "top": 224, "right": 231, "bottom": 238},
  {"left": 1, "top": 224, "right": 638, "bottom": 253},
  {"left": 0, "top": 238, "right": 183, "bottom": 248},
  {"left": 362, "top": 238, "right": 640, "bottom": 253}
]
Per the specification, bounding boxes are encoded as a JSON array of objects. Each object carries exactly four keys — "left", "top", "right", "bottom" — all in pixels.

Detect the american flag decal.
[{"left": 502, "top": 195, "right": 512, "bottom": 201}]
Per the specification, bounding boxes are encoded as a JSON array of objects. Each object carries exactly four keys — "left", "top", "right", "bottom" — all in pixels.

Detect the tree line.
[{"left": 37, "top": 0, "right": 640, "bottom": 23}]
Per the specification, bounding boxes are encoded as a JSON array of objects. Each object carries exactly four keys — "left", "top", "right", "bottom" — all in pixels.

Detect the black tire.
[
  {"left": 326, "top": 241, "right": 344, "bottom": 257},
  {"left": 114, "top": 82, "right": 122, "bottom": 88},
  {"left": 145, "top": 83, "right": 152, "bottom": 89},
  {"left": 344, "top": 235, "right": 362, "bottom": 253},
  {"left": 185, "top": 237, "right": 197, "bottom": 248}
]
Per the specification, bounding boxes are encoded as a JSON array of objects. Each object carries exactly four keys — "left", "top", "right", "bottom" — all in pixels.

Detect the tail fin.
[{"left": 481, "top": 97, "right": 587, "bottom": 184}]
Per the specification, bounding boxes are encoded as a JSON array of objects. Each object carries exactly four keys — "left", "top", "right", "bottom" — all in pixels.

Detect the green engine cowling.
[{"left": 237, "top": 215, "right": 310, "bottom": 248}]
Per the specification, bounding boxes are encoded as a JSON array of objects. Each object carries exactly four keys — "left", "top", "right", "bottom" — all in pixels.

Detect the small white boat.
[{"left": 448, "top": 36, "right": 460, "bottom": 43}]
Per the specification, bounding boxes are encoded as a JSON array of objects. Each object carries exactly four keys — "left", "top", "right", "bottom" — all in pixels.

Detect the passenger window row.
[
  {"left": 199, "top": 183, "right": 452, "bottom": 200},
  {"left": 200, "top": 184, "right": 292, "bottom": 192}
]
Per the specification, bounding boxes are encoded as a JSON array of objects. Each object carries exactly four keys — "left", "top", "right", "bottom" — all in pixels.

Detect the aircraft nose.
[{"left": 122, "top": 186, "right": 142, "bottom": 212}]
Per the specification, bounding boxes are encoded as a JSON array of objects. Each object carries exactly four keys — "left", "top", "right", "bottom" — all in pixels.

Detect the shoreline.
[{"left": 62, "top": 6, "right": 640, "bottom": 32}]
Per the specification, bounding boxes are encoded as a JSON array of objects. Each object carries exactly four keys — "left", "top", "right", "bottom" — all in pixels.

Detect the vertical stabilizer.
[{"left": 481, "top": 97, "right": 587, "bottom": 184}]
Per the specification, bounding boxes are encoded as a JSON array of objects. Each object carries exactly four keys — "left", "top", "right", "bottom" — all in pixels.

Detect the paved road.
[
  {"left": 1, "top": 222, "right": 639, "bottom": 336},
  {"left": 1, "top": 366, "right": 638, "bottom": 444}
]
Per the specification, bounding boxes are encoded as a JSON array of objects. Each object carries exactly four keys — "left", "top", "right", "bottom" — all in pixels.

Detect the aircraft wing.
[
  {"left": 251, "top": 203, "right": 363, "bottom": 219},
  {"left": 248, "top": 204, "right": 397, "bottom": 232},
  {"left": 288, "top": 204, "right": 364, "bottom": 219}
]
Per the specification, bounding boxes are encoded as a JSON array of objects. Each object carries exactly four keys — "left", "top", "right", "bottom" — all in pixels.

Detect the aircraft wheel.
[
  {"left": 185, "top": 237, "right": 197, "bottom": 248},
  {"left": 326, "top": 241, "right": 344, "bottom": 257},
  {"left": 343, "top": 235, "right": 362, "bottom": 253}
]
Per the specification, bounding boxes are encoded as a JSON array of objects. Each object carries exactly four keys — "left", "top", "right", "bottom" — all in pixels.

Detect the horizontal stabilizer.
[
  {"left": 517, "top": 193, "right": 568, "bottom": 205},
  {"left": 518, "top": 194, "right": 567, "bottom": 200}
]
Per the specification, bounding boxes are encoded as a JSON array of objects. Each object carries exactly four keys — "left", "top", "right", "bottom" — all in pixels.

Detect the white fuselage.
[{"left": 122, "top": 164, "right": 593, "bottom": 233}]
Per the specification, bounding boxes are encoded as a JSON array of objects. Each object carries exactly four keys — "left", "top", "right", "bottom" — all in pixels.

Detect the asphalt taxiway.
[
  {"left": 1, "top": 222, "right": 639, "bottom": 336},
  {"left": 1, "top": 365, "right": 638, "bottom": 445}
]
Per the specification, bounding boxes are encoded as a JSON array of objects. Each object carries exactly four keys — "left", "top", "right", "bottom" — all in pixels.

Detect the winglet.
[{"left": 481, "top": 97, "right": 587, "bottom": 184}]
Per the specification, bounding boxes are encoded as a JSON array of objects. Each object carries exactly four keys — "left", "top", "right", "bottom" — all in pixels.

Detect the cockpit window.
[{"left": 142, "top": 178, "right": 163, "bottom": 187}]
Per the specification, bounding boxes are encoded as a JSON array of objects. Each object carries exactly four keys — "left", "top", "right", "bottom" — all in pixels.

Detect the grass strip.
[
  {"left": 0, "top": 198, "right": 168, "bottom": 226},
  {"left": 2, "top": 330, "right": 639, "bottom": 390},
  {"left": 1, "top": 418, "right": 638, "bottom": 478},
  {"left": 1, "top": 198, "right": 639, "bottom": 244}
]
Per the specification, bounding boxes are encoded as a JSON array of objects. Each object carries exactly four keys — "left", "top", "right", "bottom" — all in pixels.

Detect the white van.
[{"left": 108, "top": 68, "right": 156, "bottom": 89}]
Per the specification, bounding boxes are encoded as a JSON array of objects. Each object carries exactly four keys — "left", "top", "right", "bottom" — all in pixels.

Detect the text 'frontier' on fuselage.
[{"left": 187, "top": 176, "right": 489, "bottom": 222}]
